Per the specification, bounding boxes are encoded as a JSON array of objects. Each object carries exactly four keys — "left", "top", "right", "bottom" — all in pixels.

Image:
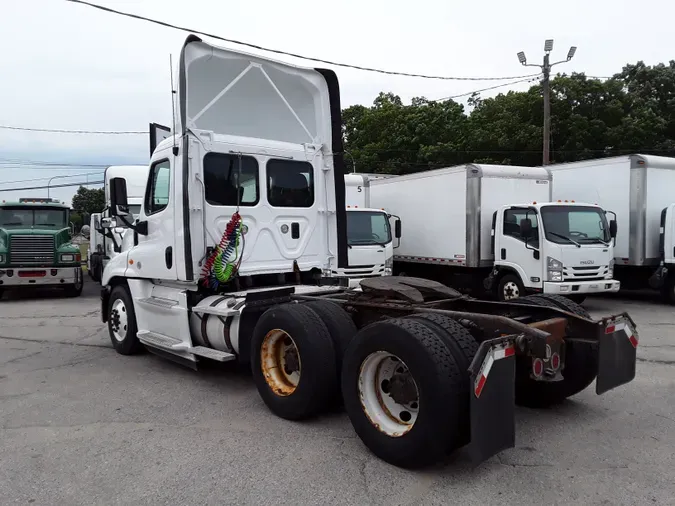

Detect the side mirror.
[
  {"left": 609, "top": 219, "right": 617, "bottom": 239},
  {"left": 394, "top": 219, "right": 402, "bottom": 239},
  {"left": 520, "top": 218, "right": 533, "bottom": 239},
  {"left": 109, "top": 177, "right": 129, "bottom": 217}
]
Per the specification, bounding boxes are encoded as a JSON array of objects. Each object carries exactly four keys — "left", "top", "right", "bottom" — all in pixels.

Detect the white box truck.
[
  {"left": 97, "top": 33, "right": 638, "bottom": 470},
  {"left": 369, "top": 164, "right": 620, "bottom": 302},
  {"left": 546, "top": 154, "right": 675, "bottom": 303},
  {"left": 336, "top": 173, "right": 400, "bottom": 282},
  {"left": 87, "top": 164, "right": 149, "bottom": 282}
]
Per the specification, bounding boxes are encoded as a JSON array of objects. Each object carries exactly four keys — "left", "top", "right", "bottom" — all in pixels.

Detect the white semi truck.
[
  {"left": 337, "top": 173, "right": 400, "bottom": 281},
  {"left": 87, "top": 165, "right": 149, "bottom": 282},
  {"left": 98, "top": 34, "right": 638, "bottom": 470},
  {"left": 369, "top": 165, "right": 620, "bottom": 302},
  {"left": 546, "top": 154, "right": 675, "bottom": 303}
]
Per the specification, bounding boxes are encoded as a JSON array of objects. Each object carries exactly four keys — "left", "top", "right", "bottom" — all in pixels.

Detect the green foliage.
[
  {"left": 342, "top": 61, "right": 675, "bottom": 173},
  {"left": 71, "top": 186, "right": 104, "bottom": 215}
]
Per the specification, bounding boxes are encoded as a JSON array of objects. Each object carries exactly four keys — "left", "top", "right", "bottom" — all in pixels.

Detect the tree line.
[{"left": 342, "top": 61, "right": 675, "bottom": 174}]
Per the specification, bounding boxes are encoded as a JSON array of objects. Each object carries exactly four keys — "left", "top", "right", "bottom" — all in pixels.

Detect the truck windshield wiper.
[{"left": 548, "top": 232, "right": 581, "bottom": 248}]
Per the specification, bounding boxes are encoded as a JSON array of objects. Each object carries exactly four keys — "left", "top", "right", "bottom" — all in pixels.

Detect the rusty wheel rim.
[
  {"left": 358, "top": 351, "right": 420, "bottom": 437},
  {"left": 260, "top": 329, "right": 301, "bottom": 397}
]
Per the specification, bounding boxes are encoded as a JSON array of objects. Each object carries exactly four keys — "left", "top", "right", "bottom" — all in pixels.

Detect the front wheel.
[
  {"left": 64, "top": 267, "right": 84, "bottom": 297},
  {"left": 108, "top": 284, "right": 143, "bottom": 355},
  {"left": 497, "top": 274, "right": 525, "bottom": 301}
]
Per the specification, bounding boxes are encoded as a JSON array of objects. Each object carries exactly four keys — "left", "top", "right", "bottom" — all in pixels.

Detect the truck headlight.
[
  {"left": 547, "top": 256, "right": 563, "bottom": 282},
  {"left": 384, "top": 256, "right": 393, "bottom": 276},
  {"left": 0, "top": 254, "right": 4, "bottom": 264},
  {"left": 607, "top": 259, "right": 615, "bottom": 279},
  {"left": 60, "top": 254, "right": 75, "bottom": 263}
]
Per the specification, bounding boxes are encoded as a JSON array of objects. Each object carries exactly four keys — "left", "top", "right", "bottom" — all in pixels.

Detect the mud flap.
[
  {"left": 596, "top": 313, "right": 638, "bottom": 395},
  {"left": 467, "top": 336, "right": 517, "bottom": 465}
]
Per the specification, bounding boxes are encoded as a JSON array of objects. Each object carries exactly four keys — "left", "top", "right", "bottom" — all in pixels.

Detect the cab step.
[
  {"left": 137, "top": 330, "right": 188, "bottom": 350},
  {"left": 188, "top": 346, "right": 236, "bottom": 362},
  {"left": 138, "top": 297, "right": 179, "bottom": 309}
]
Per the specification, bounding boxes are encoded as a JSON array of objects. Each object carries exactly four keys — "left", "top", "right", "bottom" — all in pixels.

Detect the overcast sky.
[{"left": 1, "top": 0, "right": 674, "bottom": 206}]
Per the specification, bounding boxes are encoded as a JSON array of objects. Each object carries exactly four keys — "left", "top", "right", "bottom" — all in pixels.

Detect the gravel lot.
[{"left": 1, "top": 279, "right": 674, "bottom": 505}]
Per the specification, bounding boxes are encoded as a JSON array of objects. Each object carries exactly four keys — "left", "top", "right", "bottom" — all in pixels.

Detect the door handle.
[
  {"left": 501, "top": 248, "right": 506, "bottom": 260},
  {"left": 291, "top": 222, "right": 300, "bottom": 239},
  {"left": 165, "top": 246, "right": 173, "bottom": 269}
]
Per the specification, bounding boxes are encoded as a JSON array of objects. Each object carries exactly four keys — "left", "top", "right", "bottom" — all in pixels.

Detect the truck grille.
[
  {"left": 10, "top": 235, "right": 55, "bottom": 265},
  {"left": 563, "top": 265, "right": 608, "bottom": 282}
]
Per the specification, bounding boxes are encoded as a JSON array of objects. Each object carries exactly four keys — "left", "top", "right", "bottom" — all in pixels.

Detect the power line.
[
  {"left": 66, "top": 0, "right": 542, "bottom": 82},
  {"left": 432, "top": 76, "right": 541, "bottom": 102},
  {"left": 0, "top": 125, "right": 146, "bottom": 135},
  {"left": 0, "top": 171, "right": 104, "bottom": 186},
  {"left": 0, "top": 180, "right": 103, "bottom": 193}
]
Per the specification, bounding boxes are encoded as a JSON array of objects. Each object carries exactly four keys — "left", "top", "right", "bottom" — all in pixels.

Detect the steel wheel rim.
[
  {"left": 358, "top": 351, "right": 420, "bottom": 437},
  {"left": 110, "top": 299, "right": 128, "bottom": 342},
  {"left": 503, "top": 280, "right": 520, "bottom": 300},
  {"left": 260, "top": 329, "right": 301, "bottom": 397}
]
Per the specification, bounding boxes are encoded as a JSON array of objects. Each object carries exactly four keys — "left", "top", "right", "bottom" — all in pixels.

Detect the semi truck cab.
[
  {"left": 489, "top": 201, "right": 620, "bottom": 301},
  {"left": 0, "top": 198, "right": 83, "bottom": 298}
]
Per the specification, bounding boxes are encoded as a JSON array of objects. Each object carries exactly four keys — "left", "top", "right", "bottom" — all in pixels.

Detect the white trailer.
[
  {"left": 546, "top": 154, "right": 675, "bottom": 302},
  {"left": 97, "top": 34, "right": 638, "bottom": 470},
  {"left": 87, "top": 165, "right": 149, "bottom": 282},
  {"left": 369, "top": 165, "right": 620, "bottom": 302}
]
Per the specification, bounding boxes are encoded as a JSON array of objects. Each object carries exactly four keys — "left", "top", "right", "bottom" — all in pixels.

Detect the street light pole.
[{"left": 517, "top": 41, "right": 576, "bottom": 165}]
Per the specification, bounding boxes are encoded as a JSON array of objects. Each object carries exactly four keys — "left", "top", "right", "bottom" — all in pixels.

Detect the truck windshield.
[
  {"left": 346, "top": 210, "right": 392, "bottom": 246},
  {"left": 541, "top": 205, "right": 611, "bottom": 245},
  {"left": 0, "top": 207, "right": 68, "bottom": 229}
]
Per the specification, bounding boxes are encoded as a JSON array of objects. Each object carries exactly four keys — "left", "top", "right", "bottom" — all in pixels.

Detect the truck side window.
[
  {"left": 503, "top": 209, "right": 539, "bottom": 248},
  {"left": 203, "top": 153, "right": 259, "bottom": 206},
  {"left": 267, "top": 159, "right": 314, "bottom": 208},
  {"left": 146, "top": 160, "right": 171, "bottom": 215}
]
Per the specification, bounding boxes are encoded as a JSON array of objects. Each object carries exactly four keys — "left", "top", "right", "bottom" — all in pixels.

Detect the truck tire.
[
  {"left": 341, "top": 318, "right": 465, "bottom": 469},
  {"left": 525, "top": 293, "right": 591, "bottom": 319},
  {"left": 64, "top": 267, "right": 84, "bottom": 298},
  {"left": 250, "top": 303, "right": 338, "bottom": 421},
  {"left": 303, "top": 300, "right": 357, "bottom": 374},
  {"left": 512, "top": 294, "right": 596, "bottom": 407},
  {"left": 497, "top": 274, "right": 525, "bottom": 301},
  {"left": 567, "top": 294, "right": 587, "bottom": 305},
  {"left": 108, "top": 284, "right": 144, "bottom": 355},
  {"left": 405, "top": 313, "right": 478, "bottom": 445}
]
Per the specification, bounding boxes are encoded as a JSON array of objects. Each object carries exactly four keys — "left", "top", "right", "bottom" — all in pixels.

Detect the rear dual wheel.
[
  {"left": 250, "top": 302, "right": 356, "bottom": 420},
  {"left": 341, "top": 316, "right": 477, "bottom": 469},
  {"left": 511, "top": 294, "right": 597, "bottom": 408}
]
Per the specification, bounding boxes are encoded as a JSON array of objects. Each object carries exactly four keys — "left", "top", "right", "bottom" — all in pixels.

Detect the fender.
[
  {"left": 486, "top": 265, "right": 533, "bottom": 291},
  {"left": 101, "top": 249, "right": 130, "bottom": 286}
]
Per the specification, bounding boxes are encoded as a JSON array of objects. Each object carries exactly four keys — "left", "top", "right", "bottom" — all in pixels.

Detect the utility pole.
[{"left": 517, "top": 40, "right": 576, "bottom": 165}]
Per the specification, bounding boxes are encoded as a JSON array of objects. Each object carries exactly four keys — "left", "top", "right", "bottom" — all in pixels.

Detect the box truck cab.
[
  {"left": 489, "top": 201, "right": 619, "bottom": 301},
  {"left": 546, "top": 154, "right": 675, "bottom": 304},
  {"left": 88, "top": 165, "right": 149, "bottom": 282},
  {"left": 337, "top": 173, "right": 400, "bottom": 282}
]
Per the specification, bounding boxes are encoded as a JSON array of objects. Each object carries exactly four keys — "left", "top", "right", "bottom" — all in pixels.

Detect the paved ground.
[{"left": 1, "top": 280, "right": 674, "bottom": 506}]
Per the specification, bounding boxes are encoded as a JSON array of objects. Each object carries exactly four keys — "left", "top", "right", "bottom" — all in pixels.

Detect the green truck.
[{"left": 0, "top": 197, "right": 84, "bottom": 299}]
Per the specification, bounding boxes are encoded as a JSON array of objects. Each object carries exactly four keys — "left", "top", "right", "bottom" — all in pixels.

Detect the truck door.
[
  {"left": 125, "top": 158, "right": 177, "bottom": 280},
  {"left": 494, "top": 207, "right": 542, "bottom": 288}
]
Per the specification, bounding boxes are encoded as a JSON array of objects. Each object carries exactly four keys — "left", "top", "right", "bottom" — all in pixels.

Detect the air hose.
[{"left": 201, "top": 211, "right": 244, "bottom": 289}]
